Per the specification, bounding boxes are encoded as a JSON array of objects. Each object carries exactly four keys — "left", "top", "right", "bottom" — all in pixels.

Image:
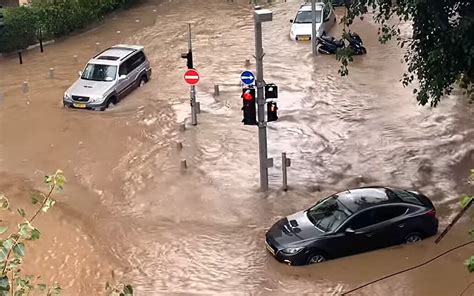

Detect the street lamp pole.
[
  {"left": 254, "top": 7, "right": 273, "bottom": 191},
  {"left": 311, "top": 0, "right": 317, "bottom": 56}
]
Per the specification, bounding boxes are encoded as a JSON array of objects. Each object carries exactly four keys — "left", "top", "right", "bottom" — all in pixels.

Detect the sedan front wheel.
[{"left": 308, "top": 253, "right": 326, "bottom": 265}]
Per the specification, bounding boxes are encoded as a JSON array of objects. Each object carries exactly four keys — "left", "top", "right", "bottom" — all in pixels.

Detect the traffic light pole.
[
  {"left": 254, "top": 8, "right": 272, "bottom": 191},
  {"left": 187, "top": 23, "right": 197, "bottom": 126}
]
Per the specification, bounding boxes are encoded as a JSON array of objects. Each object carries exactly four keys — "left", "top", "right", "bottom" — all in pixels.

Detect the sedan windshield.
[
  {"left": 294, "top": 10, "right": 322, "bottom": 24},
  {"left": 307, "top": 196, "right": 351, "bottom": 232},
  {"left": 81, "top": 64, "right": 117, "bottom": 82}
]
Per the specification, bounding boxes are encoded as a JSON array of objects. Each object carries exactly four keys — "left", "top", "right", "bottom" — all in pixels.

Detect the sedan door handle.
[
  {"left": 365, "top": 233, "right": 373, "bottom": 238},
  {"left": 398, "top": 224, "right": 405, "bottom": 228}
]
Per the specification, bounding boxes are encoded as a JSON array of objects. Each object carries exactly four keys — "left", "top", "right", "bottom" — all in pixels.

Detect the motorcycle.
[
  {"left": 316, "top": 35, "right": 344, "bottom": 54},
  {"left": 316, "top": 32, "right": 367, "bottom": 55}
]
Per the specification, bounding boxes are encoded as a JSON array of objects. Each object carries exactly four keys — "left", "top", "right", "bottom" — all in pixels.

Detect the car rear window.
[{"left": 390, "top": 189, "right": 423, "bottom": 206}]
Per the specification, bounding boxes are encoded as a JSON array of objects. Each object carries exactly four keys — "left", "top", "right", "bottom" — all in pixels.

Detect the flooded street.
[{"left": 1, "top": 0, "right": 473, "bottom": 294}]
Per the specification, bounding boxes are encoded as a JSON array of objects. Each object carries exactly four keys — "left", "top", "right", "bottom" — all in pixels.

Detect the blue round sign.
[{"left": 240, "top": 71, "right": 255, "bottom": 85}]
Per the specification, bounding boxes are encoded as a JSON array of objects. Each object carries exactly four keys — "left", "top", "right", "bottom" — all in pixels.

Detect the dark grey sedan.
[{"left": 265, "top": 187, "right": 438, "bottom": 266}]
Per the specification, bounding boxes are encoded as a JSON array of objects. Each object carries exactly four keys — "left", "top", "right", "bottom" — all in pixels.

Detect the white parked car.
[{"left": 289, "top": 2, "right": 336, "bottom": 41}]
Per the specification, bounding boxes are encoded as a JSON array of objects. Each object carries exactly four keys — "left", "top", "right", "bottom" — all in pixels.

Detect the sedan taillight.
[{"left": 426, "top": 208, "right": 436, "bottom": 217}]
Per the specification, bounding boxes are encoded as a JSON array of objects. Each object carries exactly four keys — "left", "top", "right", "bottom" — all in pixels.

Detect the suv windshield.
[
  {"left": 81, "top": 64, "right": 117, "bottom": 82},
  {"left": 295, "top": 10, "right": 322, "bottom": 24},
  {"left": 307, "top": 196, "right": 351, "bottom": 232}
]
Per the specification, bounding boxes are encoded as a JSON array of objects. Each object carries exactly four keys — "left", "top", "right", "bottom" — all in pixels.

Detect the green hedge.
[{"left": 0, "top": 0, "right": 135, "bottom": 54}]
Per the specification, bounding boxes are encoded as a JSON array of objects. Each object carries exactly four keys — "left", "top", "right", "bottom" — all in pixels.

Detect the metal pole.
[
  {"left": 254, "top": 18, "right": 269, "bottom": 191},
  {"left": 282, "top": 153, "right": 288, "bottom": 191},
  {"left": 311, "top": 0, "right": 317, "bottom": 56},
  {"left": 188, "top": 23, "right": 197, "bottom": 126}
]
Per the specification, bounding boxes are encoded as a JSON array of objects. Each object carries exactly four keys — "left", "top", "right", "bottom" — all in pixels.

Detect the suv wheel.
[
  {"left": 138, "top": 75, "right": 147, "bottom": 87},
  {"left": 100, "top": 96, "right": 116, "bottom": 111}
]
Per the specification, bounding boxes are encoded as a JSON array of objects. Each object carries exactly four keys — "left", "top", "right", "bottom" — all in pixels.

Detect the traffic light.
[
  {"left": 242, "top": 86, "right": 257, "bottom": 125},
  {"left": 180, "top": 50, "right": 193, "bottom": 69},
  {"left": 265, "top": 83, "right": 278, "bottom": 99},
  {"left": 267, "top": 101, "right": 278, "bottom": 122}
]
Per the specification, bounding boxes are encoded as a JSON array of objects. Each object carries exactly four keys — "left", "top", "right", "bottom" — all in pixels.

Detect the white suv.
[{"left": 63, "top": 44, "right": 152, "bottom": 111}]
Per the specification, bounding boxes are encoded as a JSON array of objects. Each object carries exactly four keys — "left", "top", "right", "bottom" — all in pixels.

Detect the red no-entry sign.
[{"left": 184, "top": 69, "right": 200, "bottom": 85}]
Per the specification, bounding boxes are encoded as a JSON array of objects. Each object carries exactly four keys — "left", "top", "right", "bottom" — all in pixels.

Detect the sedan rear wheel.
[
  {"left": 308, "top": 253, "right": 326, "bottom": 265},
  {"left": 405, "top": 233, "right": 422, "bottom": 244}
]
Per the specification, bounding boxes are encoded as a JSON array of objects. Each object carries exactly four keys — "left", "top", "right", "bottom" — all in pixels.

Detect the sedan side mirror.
[
  {"left": 290, "top": 19, "right": 294, "bottom": 23},
  {"left": 119, "top": 74, "right": 127, "bottom": 80},
  {"left": 78, "top": 71, "right": 82, "bottom": 77},
  {"left": 345, "top": 228, "right": 355, "bottom": 234}
]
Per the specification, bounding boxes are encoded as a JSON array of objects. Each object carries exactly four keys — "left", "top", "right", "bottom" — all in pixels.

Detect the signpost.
[
  {"left": 184, "top": 69, "right": 200, "bottom": 85},
  {"left": 240, "top": 70, "right": 255, "bottom": 85},
  {"left": 181, "top": 23, "right": 198, "bottom": 126}
]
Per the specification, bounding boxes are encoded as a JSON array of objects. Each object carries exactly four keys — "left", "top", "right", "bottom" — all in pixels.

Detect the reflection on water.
[{"left": 0, "top": 0, "right": 473, "bottom": 294}]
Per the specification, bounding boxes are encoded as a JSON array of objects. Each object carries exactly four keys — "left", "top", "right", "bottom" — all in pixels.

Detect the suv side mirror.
[
  {"left": 290, "top": 19, "right": 294, "bottom": 23},
  {"left": 78, "top": 71, "right": 82, "bottom": 77},
  {"left": 119, "top": 74, "right": 127, "bottom": 80}
]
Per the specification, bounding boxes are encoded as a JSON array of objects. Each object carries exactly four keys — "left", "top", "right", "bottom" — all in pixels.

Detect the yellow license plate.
[
  {"left": 298, "top": 37, "right": 310, "bottom": 41},
  {"left": 73, "top": 103, "right": 86, "bottom": 108}
]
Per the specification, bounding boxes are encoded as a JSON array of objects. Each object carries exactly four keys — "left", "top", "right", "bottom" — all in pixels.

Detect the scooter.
[
  {"left": 316, "top": 32, "right": 367, "bottom": 55},
  {"left": 345, "top": 32, "right": 367, "bottom": 55},
  {"left": 316, "top": 35, "right": 344, "bottom": 54}
]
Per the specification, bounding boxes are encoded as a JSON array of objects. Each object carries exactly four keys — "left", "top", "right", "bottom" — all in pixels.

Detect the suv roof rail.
[{"left": 119, "top": 49, "right": 137, "bottom": 61}]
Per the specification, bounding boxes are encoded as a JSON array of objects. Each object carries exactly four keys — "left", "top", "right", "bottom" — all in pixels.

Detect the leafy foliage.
[
  {"left": 338, "top": 0, "right": 474, "bottom": 106},
  {"left": 0, "top": 170, "right": 134, "bottom": 295},
  {"left": 0, "top": 0, "right": 136, "bottom": 54}
]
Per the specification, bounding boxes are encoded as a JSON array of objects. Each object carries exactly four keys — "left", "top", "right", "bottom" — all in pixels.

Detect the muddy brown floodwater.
[{"left": 1, "top": 0, "right": 473, "bottom": 295}]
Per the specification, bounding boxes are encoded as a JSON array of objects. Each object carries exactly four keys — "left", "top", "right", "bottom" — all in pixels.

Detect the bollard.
[
  {"left": 214, "top": 85, "right": 220, "bottom": 96},
  {"left": 22, "top": 81, "right": 29, "bottom": 94},
  {"left": 282, "top": 152, "right": 291, "bottom": 191},
  {"left": 176, "top": 141, "right": 183, "bottom": 151},
  {"left": 180, "top": 160, "right": 187, "bottom": 170},
  {"left": 73, "top": 55, "right": 78, "bottom": 64},
  {"left": 95, "top": 42, "right": 100, "bottom": 52},
  {"left": 180, "top": 123, "right": 186, "bottom": 132},
  {"left": 245, "top": 59, "right": 251, "bottom": 67},
  {"left": 18, "top": 52, "right": 23, "bottom": 65},
  {"left": 48, "top": 68, "right": 54, "bottom": 79}
]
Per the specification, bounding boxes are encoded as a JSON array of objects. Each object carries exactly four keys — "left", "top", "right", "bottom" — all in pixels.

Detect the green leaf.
[
  {"left": 17, "top": 208, "right": 25, "bottom": 218},
  {"left": 0, "top": 247, "right": 8, "bottom": 261},
  {"left": 2, "top": 238, "right": 14, "bottom": 251},
  {"left": 18, "top": 222, "right": 33, "bottom": 239},
  {"left": 460, "top": 194, "right": 473, "bottom": 209},
  {"left": 0, "top": 194, "right": 9, "bottom": 210},
  {"left": 49, "top": 285, "right": 61, "bottom": 295},
  {"left": 0, "top": 276, "right": 10, "bottom": 291},
  {"left": 30, "top": 192, "right": 41, "bottom": 205},
  {"left": 12, "top": 242, "right": 25, "bottom": 258},
  {"left": 0, "top": 226, "right": 8, "bottom": 235},
  {"left": 464, "top": 256, "right": 474, "bottom": 273},
  {"left": 41, "top": 198, "right": 56, "bottom": 213},
  {"left": 29, "top": 228, "right": 40, "bottom": 241},
  {"left": 124, "top": 284, "right": 133, "bottom": 295},
  {"left": 37, "top": 283, "right": 46, "bottom": 292}
]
